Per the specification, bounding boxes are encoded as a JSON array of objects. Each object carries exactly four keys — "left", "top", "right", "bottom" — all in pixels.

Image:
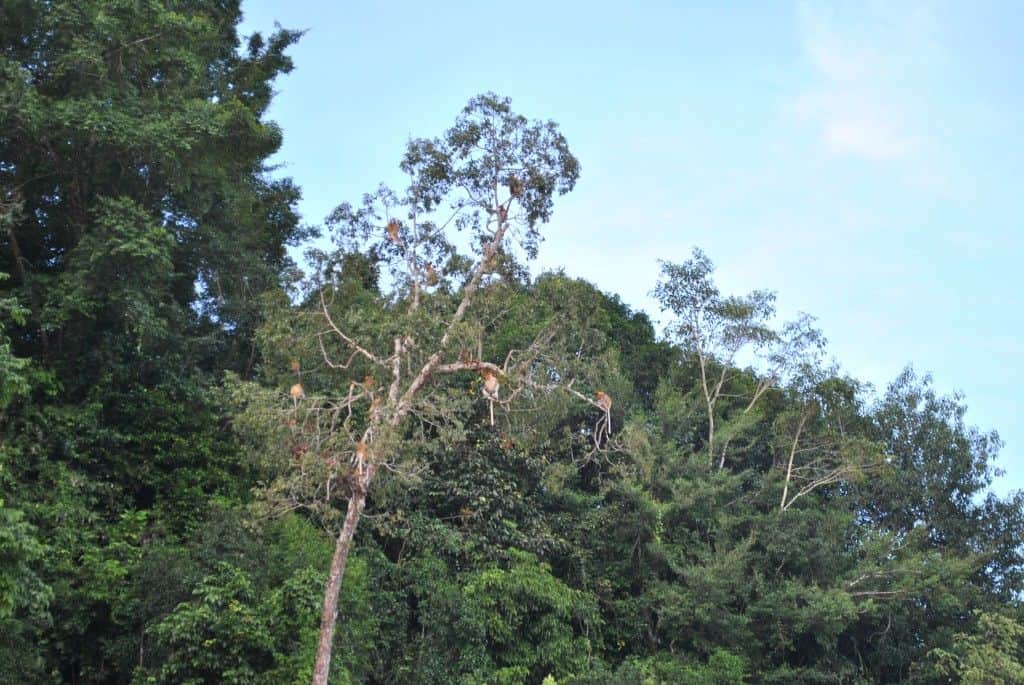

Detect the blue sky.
[{"left": 240, "top": 1, "right": 1023, "bottom": 494}]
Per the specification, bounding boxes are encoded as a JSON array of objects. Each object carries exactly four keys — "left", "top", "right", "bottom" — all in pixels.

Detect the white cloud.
[
  {"left": 792, "top": 2, "right": 938, "bottom": 162},
  {"left": 822, "top": 116, "right": 910, "bottom": 161}
]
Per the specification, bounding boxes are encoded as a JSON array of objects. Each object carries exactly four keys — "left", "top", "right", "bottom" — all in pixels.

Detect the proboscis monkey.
[
  {"left": 481, "top": 369, "right": 501, "bottom": 426},
  {"left": 483, "top": 250, "right": 498, "bottom": 273},
  {"left": 289, "top": 361, "right": 304, "bottom": 407},
  {"left": 482, "top": 370, "right": 500, "bottom": 399},
  {"left": 595, "top": 391, "right": 613, "bottom": 448},
  {"left": 386, "top": 219, "right": 400, "bottom": 243}
]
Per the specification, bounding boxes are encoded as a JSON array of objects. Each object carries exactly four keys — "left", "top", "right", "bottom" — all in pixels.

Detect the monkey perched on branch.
[
  {"left": 508, "top": 175, "right": 523, "bottom": 198},
  {"left": 481, "top": 369, "right": 501, "bottom": 426},
  {"left": 482, "top": 250, "right": 499, "bottom": 274},
  {"left": 289, "top": 357, "right": 306, "bottom": 406},
  {"left": 386, "top": 219, "right": 400, "bottom": 243},
  {"left": 354, "top": 441, "right": 369, "bottom": 465},
  {"left": 594, "top": 391, "right": 613, "bottom": 449},
  {"left": 482, "top": 370, "right": 500, "bottom": 399}
]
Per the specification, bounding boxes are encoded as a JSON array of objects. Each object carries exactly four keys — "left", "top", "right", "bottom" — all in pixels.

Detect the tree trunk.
[
  {"left": 311, "top": 483, "right": 368, "bottom": 685},
  {"left": 706, "top": 411, "right": 715, "bottom": 463},
  {"left": 780, "top": 410, "right": 808, "bottom": 511},
  {"left": 781, "top": 448, "right": 795, "bottom": 511},
  {"left": 6, "top": 223, "right": 27, "bottom": 285}
]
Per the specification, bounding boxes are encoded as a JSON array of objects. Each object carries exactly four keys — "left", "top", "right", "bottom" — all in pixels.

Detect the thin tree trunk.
[
  {"left": 311, "top": 480, "right": 369, "bottom": 685},
  {"left": 781, "top": 443, "right": 795, "bottom": 511},
  {"left": 697, "top": 348, "right": 734, "bottom": 466},
  {"left": 697, "top": 353, "right": 716, "bottom": 463},
  {"left": 706, "top": 410, "right": 715, "bottom": 463},
  {"left": 780, "top": 411, "right": 808, "bottom": 511},
  {"left": 718, "top": 438, "right": 730, "bottom": 470},
  {"left": 309, "top": 219, "right": 508, "bottom": 683},
  {"left": 6, "top": 223, "right": 27, "bottom": 285}
]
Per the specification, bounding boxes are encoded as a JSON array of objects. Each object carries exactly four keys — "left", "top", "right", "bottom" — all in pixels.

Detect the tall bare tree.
[
  {"left": 654, "top": 249, "right": 824, "bottom": 467},
  {"left": 243, "top": 94, "right": 582, "bottom": 685}
]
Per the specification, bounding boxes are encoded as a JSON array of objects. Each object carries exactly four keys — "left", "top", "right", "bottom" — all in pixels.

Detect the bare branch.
[
  {"left": 319, "top": 291, "right": 388, "bottom": 368},
  {"left": 396, "top": 220, "right": 511, "bottom": 414},
  {"left": 781, "top": 407, "right": 811, "bottom": 510}
]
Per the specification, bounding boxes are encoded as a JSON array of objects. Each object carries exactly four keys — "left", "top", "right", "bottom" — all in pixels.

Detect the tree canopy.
[{"left": 2, "top": 3, "right": 1023, "bottom": 685}]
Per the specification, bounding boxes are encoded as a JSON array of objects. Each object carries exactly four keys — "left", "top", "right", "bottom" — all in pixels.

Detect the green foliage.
[
  {"left": 0, "top": 507, "right": 50, "bottom": 620},
  {"left": 0, "top": 273, "right": 29, "bottom": 410},
  {"left": 137, "top": 558, "right": 365, "bottom": 685},
  {"left": 43, "top": 196, "right": 175, "bottom": 344},
  {"left": 142, "top": 563, "right": 277, "bottom": 684},
  {"left": 463, "top": 549, "right": 600, "bottom": 681},
  {"left": 0, "top": 1, "right": 306, "bottom": 681},
  {"left": 1, "top": 2, "right": 1022, "bottom": 683},
  {"left": 927, "top": 611, "right": 1024, "bottom": 684},
  {"left": 655, "top": 248, "right": 777, "bottom": 357}
]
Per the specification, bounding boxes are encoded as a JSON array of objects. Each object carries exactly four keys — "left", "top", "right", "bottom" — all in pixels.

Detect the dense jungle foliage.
[{"left": 2, "top": 2, "right": 1024, "bottom": 683}]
